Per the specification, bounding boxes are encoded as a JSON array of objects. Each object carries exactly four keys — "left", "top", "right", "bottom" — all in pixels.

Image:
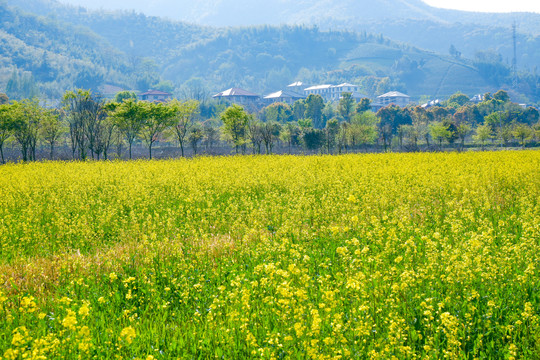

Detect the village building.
[
  {"left": 371, "top": 91, "right": 411, "bottom": 111},
  {"left": 263, "top": 89, "right": 306, "bottom": 105},
  {"left": 303, "top": 83, "right": 366, "bottom": 101},
  {"left": 421, "top": 99, "right": 441, "bottom": 108},
  {"left": 139, "top": 89, "right": 172, "bottom": 102},
  {"left": 470, "top": 94, "right": 485, "bottom": 104},
  {"left": 212, "top": 87, "right": 260, "bottom": 106},
  {"left": 304, "top": 84, "right": 333, "bottom": 98},
  {"left": 287, "top": 81, "right": 308, "bottom": 94}
]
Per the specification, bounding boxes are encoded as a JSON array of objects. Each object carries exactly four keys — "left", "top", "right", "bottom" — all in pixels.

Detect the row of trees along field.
[{"left": 0, "top": 89, "right": 539, "bottom": 163}]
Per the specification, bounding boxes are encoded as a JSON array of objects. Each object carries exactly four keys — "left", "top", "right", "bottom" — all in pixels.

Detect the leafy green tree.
[
  {"left": 202, "top": 120, "right": 220, "bottom": 153},
  {"left": 171, "top": 100, "right": 200, "bottom": 157},
  {"left": 264, "top": 103, "right": 292, "bottom": 123},
  {"left": 279, "top": 122, "right": 300, "bottom": 154},
  {"left": 512, "top": 123, "right": 532, "bottom": 148},
  {"left": 188, "top": 123, "right": 204, "bottom": 156},
  {"left": 152, "top": 80, "right": 175, "bottom": 94},
  {"left": 429, "top": 122, "right": 450, "bottom": 150},
  {"left": 221, "top": 105, "right": 249, "bottom": 154},
  {"left": 473, "top": 124, "right": 492, "bottom": 149},
  {"left": 455, "top": 123, "right": 472, "bottom": 151},
  {"left": 10, "top": 99, "right": 42, "bottom": 161},
  {"left": 94, "top": 117, "right": 117, "bottom": 161},
  {"left": 442, "top": 118, "right": 459, "bottom": 146},
  {"left": 447, "top": 92, "right": 469, "bottom": 107},
  {"left": 356, "top": 98, "right": 372, "bottom": 113},
  {"left": 62, "top": 89, "right": 106, "bottom": 160},
  {"left": 40, "top": 111, "right": 64, "bottom": 160},
  {"left": 247, "top": 118, "right": 264, "bottom": 154},
  {"left": 376, "top": 105, "right": 409, "bottom": 151},
  {"left": 261, "top": 121, "right": 281, "bottom": 154},
  {"left": 114, "top": 91, "right": 138, "bottom": 103},
  {"left": 301, "top": 127, "right": 324, "bottom": 152},
  {"left": 304, "top": 94, "right": 325, "bottom": 128},
  {"left": 348, "top": 111, "right": 378, "bottom": 149},
  {"left": 338, "top": 93, "right": 355, "bottom": 122},
  {"left": 141, "top": 102, "right": 175, "bottom": 159},
  {"left": 0, "top": 104, "right": 14, "bottom": 163},
  {"left": 292, "top": 100, "right": 306, "bottom": 122},
  {"left": 520, "top": 107, "right": 539, "bottom": 125},
  {"left": 324, "top": 118, "right": 340, "bottom": 154},
  {"left": 493, "top": 90, "right": 510, "bottom": 103},
  {"left": 107, "top": 99, "right": 146, "bottom": 159},
  {"left": 336, "top": 123, "right": 348, "bottom": 154},
  {"left": 410, "top": 106, "right": 431, "bottom": 147},
  {"left": 0, "top": 93, "right": 8, "bottom": 105}
]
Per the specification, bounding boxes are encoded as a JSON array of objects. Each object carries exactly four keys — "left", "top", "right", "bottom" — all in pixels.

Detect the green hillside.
[
  {"left": 1, "top": 0, "right": 539, "bottom": 103},
  {"left": 0, "top": 2, "right": 138, "bottom": 99}
]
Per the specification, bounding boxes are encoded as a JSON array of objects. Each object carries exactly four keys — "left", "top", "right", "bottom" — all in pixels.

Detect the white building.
[
  {"left": 376, "top": 91, "right": 410, "bottom": 107},
  {"left": 263, "top": 90, "right": 306, "bottom": 105},
  {"left": 303, "top": 83, "right": 366, "bottom": 102}
]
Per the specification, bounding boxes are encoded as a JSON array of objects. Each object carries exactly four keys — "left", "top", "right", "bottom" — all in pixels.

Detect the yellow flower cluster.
[{"left": 0, "top": 151, "right": 538, "bottom": 358}]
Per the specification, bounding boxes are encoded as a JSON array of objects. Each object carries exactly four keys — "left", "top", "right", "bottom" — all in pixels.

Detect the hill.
[
  {"left": 1, "top": 0, "right": 539, "bottom": 103},
  {"left": 24, "top": 0, "right": 539, "bottom": 71},
  {"left": 0, "top": 1, "right": 138, "bottom": 99}
]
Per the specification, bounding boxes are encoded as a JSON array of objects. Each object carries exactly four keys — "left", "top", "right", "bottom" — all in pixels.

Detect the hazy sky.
[
  {"left": 57, "top": 0, "right": 540, "bottom": 14},
  {"left": 424, "top": 0, "right": 540, "bottom": 13}
]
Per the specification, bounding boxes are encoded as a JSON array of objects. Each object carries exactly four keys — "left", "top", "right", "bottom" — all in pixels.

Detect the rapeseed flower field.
[{"left": 0, "top": 151, "right": 539, "bottom": 359}]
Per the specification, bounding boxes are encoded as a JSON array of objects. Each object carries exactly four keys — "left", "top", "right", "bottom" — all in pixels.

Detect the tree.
[
  {"left": 429, "top": 122, "right": 450, "bottom": 150},
  {"left": 140, "top": 102, "right": 175, "bottom": 159},
  {"left": 512, "top": 123, "right": 532, "bottom": 148},
  {"left": 473, "top": 124, "right": 492, "bottom": 150},
  {"left": 455, "top": 123, "right": 472, "bottom": 151},
  {"left": 107, "top": 99, "right": 146, "bottom": 159},
  {"left": 264, "top": 103, "right": 292, "bottom": 123},
  {"left": 520, "top": 107, "right": 539, "bottom": 125},
  {"left": 356, "top": 98, "right": 372, "bottom": 113},
  {"left": 410, "top": 106, "right": 431, "bottom": 148},
  {"left": 247, "top": 118, "right": 264, "bottom": 154},
  {"left": 280, "top": 122, "right": 300, "bottom": 154},
  {"left": 261, "top": 121, "right": 281, "bottom": 154},
  {"left": 442, "top": 117, "right": 459, "bottom": 146},
  {"left": 304, "top": 94, "right": 325, "bottom": 128},
  {"left": 40, "top": 110, "right": 64, "bottom": 160},
  {"left": 493, "top": 90, "right": 510, "bottom": 103},
  {"left": 10, "top": 99, "right": 42, "bottom": 161},
  {"left": 171, "top": 100, "right": 200, "bottom": 157},
  {"left": 447, "top": 92, "right": 469, "bottom": 107},
  {"left": 348, "top": 111, "right": 378, "bottom": 150},
  {"left": 324, "top": 118, "right": 340, "bottom": 154},
  {"left": 94, "top": 117, "right": 117, "bottom": 160},
  {"left": 301, "top": 127, "right": 324, "bottom": 152},
  {"left": 0, "top": 93, "right": 8, "bottom": 105},
  {"left": 114, "top": 91, "right": 138, "bottom": 103},
  {"left": 62, "top": 90, "right": 106, "bottom": 160},
  {"left": 376, "top": 105, "right": 409, "bottom": 151},
  {"left": 338, "top": 93, "right": 355, "bottom": 122},
  {"left": 221, "top": 105, "right": 249, "bottom": 154},
  {"left": 188, "top": 123, "right": 204, "bottom": 156},
  {"left": 292, "top": 100, "right": 306, "bottom": 122},
  {"left": 202, "top": 120, "right": 220, "bottom": 153},
  {"left": 0, "top": 104, "right": 14, "bottom": 163}
]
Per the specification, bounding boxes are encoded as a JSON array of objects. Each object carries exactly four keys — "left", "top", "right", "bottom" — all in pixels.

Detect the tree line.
[{"left": 0, "top": 89, "right": 539, "bottom": 163}]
